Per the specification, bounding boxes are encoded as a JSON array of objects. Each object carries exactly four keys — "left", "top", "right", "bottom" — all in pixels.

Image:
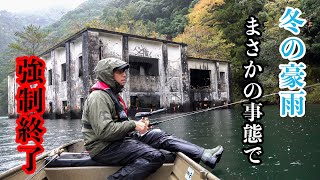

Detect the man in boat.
[{"left": 81, "top": 57, "right": 224, "bottom": 180}]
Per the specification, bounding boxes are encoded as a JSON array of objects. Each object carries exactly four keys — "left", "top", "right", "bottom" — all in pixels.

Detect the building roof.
[
  {"left": 39, "top": 27, "right": 187, "bottom": 57},
  {"left": 187, "top": 56, "right": 230, "bottom": 63}
]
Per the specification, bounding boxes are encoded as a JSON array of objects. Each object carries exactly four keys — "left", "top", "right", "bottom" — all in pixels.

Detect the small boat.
[{"left": 0, "top": 139, "right": 219, "bottom": 180}]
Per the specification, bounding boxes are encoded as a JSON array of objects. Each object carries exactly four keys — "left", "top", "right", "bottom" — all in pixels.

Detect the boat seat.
[
  {"left": 44, "top": 152, "right": 219, "bottom": 180},
  {"left": 45, "top": 149, "right": 176, "bottom": 167},
  {"left": 45, "top": 150, "right": 176, "bottom": 180},
  {"left": 45, "top": 164, "right": 175, "bottom": 180}
]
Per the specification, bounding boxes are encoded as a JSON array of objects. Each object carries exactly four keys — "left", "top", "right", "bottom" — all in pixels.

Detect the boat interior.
[{"left": 0, "top": 139, "right": 219, "bottom": 180}]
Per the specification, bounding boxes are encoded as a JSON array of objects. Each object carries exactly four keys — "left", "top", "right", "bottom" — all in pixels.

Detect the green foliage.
[
  {"left": 305, "top": 67, "right": 320, "bottom": 103},
  {"left": 213, "top": 0, "right": 265, "bottom": 100},
  {"left": 100, "top": 0, "right": 194, "bottom": 38},
  {"left": 256, "top": 0, "right": 299, "bottom": 100},
  {"left": 174, "top": 0, "right": 234, "bottom": 60},
  {"left": 255, "top": 0, "right": 320, "bottom": 103},
  {"left": 0, "top": 24, "right": 48, "bottom": 115},
  {"left": 9, "top": 24, "right": 49, "bottom": 56},
  {"left": 300, "top": 0, "right": 320, "bottom": 65},
  {"left": 102, "top": 3, "right": 138, "bottom": 33},
  {"left": 155, "top": 7, "right": 189, "bottom": 37}
]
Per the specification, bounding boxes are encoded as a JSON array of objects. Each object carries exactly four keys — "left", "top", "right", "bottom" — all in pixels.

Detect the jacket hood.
[{"left": 94, "top": 58, "right": 128, "bottom": 91}]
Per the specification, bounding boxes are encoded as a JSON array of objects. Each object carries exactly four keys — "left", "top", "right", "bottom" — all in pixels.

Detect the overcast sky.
[{"left": 0, "top": 0, "right": 87, "bottom": 12}]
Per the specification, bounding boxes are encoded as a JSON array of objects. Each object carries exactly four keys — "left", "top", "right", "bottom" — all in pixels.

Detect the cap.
[{"left": 114, "top": 63, "right": 129, "bottom": 71}]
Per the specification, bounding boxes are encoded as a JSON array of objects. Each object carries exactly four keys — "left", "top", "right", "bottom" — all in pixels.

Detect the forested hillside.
[
  {"left": 43, "top": 0, "right": 196, "bottom": 47},
  {"left": 0, "top": 0, "right": 319, "bottom": 115}
]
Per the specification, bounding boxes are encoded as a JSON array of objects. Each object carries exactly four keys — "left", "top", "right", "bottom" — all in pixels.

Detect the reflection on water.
[
  {"left": 156, "top": 105, "right": 320, "bottom": 180},
  {"left": 0, "top": 119, "right": 83, "bottom": 173},
  {"left": 0, "top": 105, "right": 319, "bottom": 179}
]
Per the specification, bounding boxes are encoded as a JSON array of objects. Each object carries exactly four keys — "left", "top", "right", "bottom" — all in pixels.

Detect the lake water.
[{"left": 0, "top": 105, "right": 319, "bottom": 179}]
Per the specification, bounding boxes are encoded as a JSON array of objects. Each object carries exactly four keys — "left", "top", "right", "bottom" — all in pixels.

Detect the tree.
[
  {"left": 255, "top": 0, "right": 300, "bottom": 103},
  {"left": 9, "top": 24, "right": 48, "bottom": 55},
  {"left": 213, "top": 0, "right": 265, "bottom": 100},
  {"left": 174, "top": 0, "right": 233, "bottom": 60},
  {"left": 300, "top": 0, "right": 320, "bottom": 65},
  {"left": 101, "top": 0, "right": 195, "bottom": 38},
  {"left": 1, "top": 24, "right": 48, "bottom": 116},
  {"left": 85, "top": 19, "right": 108, "bottom": 29},
  {"left": 300, "top": 0, "right": 320, "bottom": 103}
]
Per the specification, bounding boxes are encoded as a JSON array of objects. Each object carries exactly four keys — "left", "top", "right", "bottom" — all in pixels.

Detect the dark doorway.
[
  {"left": 61, "top": 63, "right": 66, "bottom": 81},
  {"left": 49, "top": 102, "right": 53, "bottom": 113},
  {"left": 80, "top": 98, "right": 84, "bottom": 112},
  {"left": 190, "top": 69, "right": 211, "bottom": 89},
  {"left": 48, "top": 69, "right": 53, "bottom": 85},
  {"left": 129, "top": 56, "right": 159, "bottom": 76},
  {"left": 62, "top": 101, "right": 68, "bottom": 113}
]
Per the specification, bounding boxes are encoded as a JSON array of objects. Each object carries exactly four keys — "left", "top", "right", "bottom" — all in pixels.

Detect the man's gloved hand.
[
  {"left": 141, "top": 117, "right": 150, "bottom": 127},
  {"left": 134, "top": 120, "right": 149, "bottom": 134}
]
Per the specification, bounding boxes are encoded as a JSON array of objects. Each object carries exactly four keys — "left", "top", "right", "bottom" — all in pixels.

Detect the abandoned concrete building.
[{"left": 8, "top": 28, "right": 230, "bottom": 119}]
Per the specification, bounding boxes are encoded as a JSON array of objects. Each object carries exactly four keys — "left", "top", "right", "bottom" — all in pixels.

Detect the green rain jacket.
[{"left": 81, "top": 58, "right": 136, "bottom": 157}]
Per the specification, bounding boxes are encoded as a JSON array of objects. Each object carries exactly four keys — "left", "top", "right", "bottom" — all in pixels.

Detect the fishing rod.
[
  {"left": 27, "top": 149, "right": 64, "bottom": 180},
  {"left": 147, "top": 83, "right": 320, "bottom": 126},
  {"left": 135, "top": 108, "right": 167, "bottom": 118}
]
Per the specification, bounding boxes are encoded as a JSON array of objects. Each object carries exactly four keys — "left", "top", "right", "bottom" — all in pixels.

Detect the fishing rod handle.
[{"left": 149, "top": 121, "right": 159, "bottom": 126}]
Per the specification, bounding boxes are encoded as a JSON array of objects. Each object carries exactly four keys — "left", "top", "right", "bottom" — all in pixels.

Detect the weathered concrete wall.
[
  {"left": 41, "top": 37, "right": 85, "bottom": 119},
  {"left": 87, "top": 31, "right": 100, "bottom": 87},
  {"left": 43, "top": 36, "right": 87, "bottom": 119},
  {"left": 126, "top": 38, "right": 187, "bottom": 110},
  {"left": 218, "top": 61, "right": 230, "bottom": 101},
  {"left": 7, "top": 72, "right": 17, "bottom": 118},
  {"left": 100, "top": 32, "right": 123, "bottom": 59},
  {"left": 56, "top": 47, "right": 67, "bottom": 115},
  {"left": 8, "top": 29, "right": 230, "bottom": 118},
  {"left": 187, "top": 58, "right": 230, "bottom": 107},
  {"left": 128, "top": 38, "right": 163, "bottom": 107},
  {"left": 128, "top": 38, "right": 162, "bottom": 59},
  {"left": 69, "top": 37, "right": 85, "bottom": 118},
  {"left": 43, "top": 51, "right": 56, "bottom": 118},
  {"left": 180, "top": 45, "right": 191, "bottom": 111},
  {"left": 129, "top": 76, "right": 160, "bottom": 92},
  {"left": 42, "top": 46, "right": 69, "bottom": 118},
  {"left": 188, "top": 59, "right": 218, "bottom": 101},
  {"left": 164, "top": 43, "right": 185, "bottom": 109}
]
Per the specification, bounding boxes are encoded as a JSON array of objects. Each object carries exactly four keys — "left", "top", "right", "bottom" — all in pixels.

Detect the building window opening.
[
  {"left": 99, "top": 40, "right": 104, "bottom": 60},
  {"left": 49, "top": 102, "right": 53, "bottom": 113},
  {"left": 219, "top": 72, "right": 226, "bottom": 91},
  {"left": 129, "top": 56, "right": 159, "bottom": 76},
  {"left": 62, "top": 101, "right": 68, "bottom": 113},
  {"left": 190, "top": 69, "right": 211, "bottom": 89},
  {"left": 220, "top": 72, "right": 225, "bottom": 83},
  {"left": 61, "top": 63, "right": 66, "bottom": 81},
  {"left": 80, "top": 98, "right": 84, "bottom": 112},
  {"left": 48, "top": 69, "right": 53, "bottom": 85},
  {"left": 78, "top": 56, "right": 83, "bottom": 77}
]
